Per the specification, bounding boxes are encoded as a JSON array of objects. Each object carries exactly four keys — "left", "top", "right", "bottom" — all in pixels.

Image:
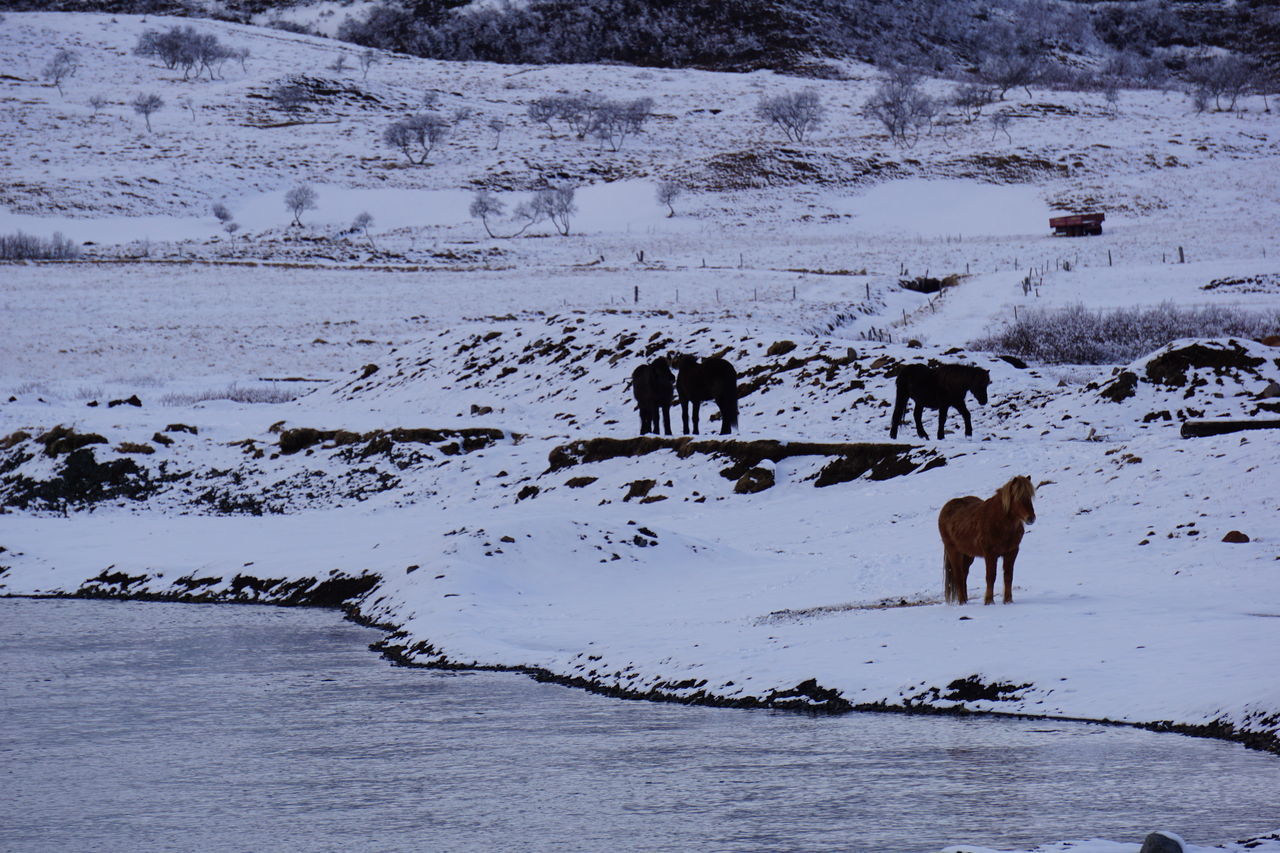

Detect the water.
[{"left": 2, "top": 598, "right": 1276, "bottom": 853}]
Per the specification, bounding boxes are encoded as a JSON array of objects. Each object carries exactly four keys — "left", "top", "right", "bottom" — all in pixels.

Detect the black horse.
[
  {"left": 889, "top": 363, "right": 990, "bottom": 440},
  {"left": 673, "top": 354, "right": 739, "bottom": 435},
  {"left": 632, "top": 358, "right": 675, "bottom": 435}
]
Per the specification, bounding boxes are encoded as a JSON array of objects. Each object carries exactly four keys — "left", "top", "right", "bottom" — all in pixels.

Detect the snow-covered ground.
[{"left": 2, "top": 12, "right": 1279, "bottom": 852}]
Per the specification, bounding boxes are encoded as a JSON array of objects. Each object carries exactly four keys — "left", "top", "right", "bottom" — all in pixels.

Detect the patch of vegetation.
[
  {"left": 0, "top": 231, "right": 80, "bottom": 260},
  {"left": 972, "top": 303, "right": 1280, "bottom": 365}
]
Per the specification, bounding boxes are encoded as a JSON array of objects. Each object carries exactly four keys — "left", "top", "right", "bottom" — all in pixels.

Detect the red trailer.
[{"left": 1049, "top": 212, "right": 1105, "bottom": 236}]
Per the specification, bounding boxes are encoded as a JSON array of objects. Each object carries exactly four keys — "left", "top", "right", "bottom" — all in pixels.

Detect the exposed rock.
[
  {"left": 623, "top": 479, "right": 656, "bottom": 501},
  {"left": 766, "top": 340, "right": 797, "bottom": 356},
  {"left": 1145, "top": 342, "right": 1263, "bottom": 387},
  {"left": 37, "top": 425, "right": 108, "bottom": 457},
  {"left": 1100, "top": 370, "right": 1139, "bottom": 402},
  {"left": 1, "top": 430, "right": 31, "bottom": 450},
  {"left": 1222, "top": 530, "right": 1250, "bottom": 544},
  {"left": 733, "top": 464, "right": 775, "bottom": 494},
  {"left": 1138, "top": 831, "right": 1184, "bottom": 853}
]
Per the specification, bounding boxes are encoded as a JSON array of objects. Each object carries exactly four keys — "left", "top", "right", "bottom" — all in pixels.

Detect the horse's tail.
[
  {"left": 722, "top": 393, "right": 739, "bottom": 432},
  {"left": 943, "top": 551, "right": 958, "bottom": 604},
  {"left": 890, "top": 371, "right": 910, "bottom": 435}
]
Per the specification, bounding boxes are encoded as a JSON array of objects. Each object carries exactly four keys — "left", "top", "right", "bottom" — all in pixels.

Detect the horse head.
[
  {"left": 972, "top": 368, "right": 991, "bottom": 406},
  {"left": 999, "top": 475, "right": 1036, "bottom": 525},
  {"left": 669, "top": 352, "right": 698, "bottom": 371}
]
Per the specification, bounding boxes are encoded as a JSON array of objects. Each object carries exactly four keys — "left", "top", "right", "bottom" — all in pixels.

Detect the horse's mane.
[
  {"left": 998, "top": 475, "right": 1035, "bottom": 511},
  {"left": 942, "top": 363, "right": 990, "bottom": 380}
]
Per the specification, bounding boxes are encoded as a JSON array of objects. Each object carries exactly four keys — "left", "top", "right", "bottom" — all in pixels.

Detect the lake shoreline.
[{"left": 8, "top": 589, "right": 1278, "bottom": 758}]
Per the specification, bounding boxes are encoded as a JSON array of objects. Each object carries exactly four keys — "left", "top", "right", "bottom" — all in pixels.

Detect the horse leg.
[
  {"left": 1002, "top": 549, "right": 1017, "bottom": 604},
  {"left": 680, "top": 400, "right": 691, "bottom": 434},
  {"left": 660, "top": 404, "right": 672, "bottom": 436},
  {"left": 955, "top": 399, "right": 973, "bottom": 437},
  {"left": 983, "top": 554, "right": 999, "bottom": 605},
  {"left": 691, "top": 400, "right": 701, "bottom": 434},
  {"left": 958, "top": 555, "right": 973, "bottom": 604},
  {"left": 936, "top": 404, "right": 949, "bottom": 439},
  {"left": 913, "top": 402, "right": 928, "bottom": 439},
  {"left": 943, "top": 548, "right": 956, "bottom": 603},
  {"left": 638, "top": 405, "right": 650, "bottom": 434}
]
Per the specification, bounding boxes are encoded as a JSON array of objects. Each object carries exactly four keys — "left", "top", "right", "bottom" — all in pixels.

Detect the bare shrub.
[
  {"left": 656, "top": 180, "right": 682, "bottom": 217},
  {"left": 979, "top": 43, "right": 1044, "bottom": 100},
  {"left": 88, "top": 94, "right": 107, "bottom": 117},
  {"left": 514, "top": 186, "right": 577, "bottom": 236},
  {"left": 383, "top": 113, "right": 450, "bottom": 164},
  {"left": 160, "top": 384, "right": 301, "bottom": 405},
  {"left": 271, "top": 82, "right": 311, "bottom": 112},
  {"left": 352, "top": 211, "right": 375, "bottom": 247},
  {"left": 358, "top": 48, "right": 378, "bottom": 81},
  {"left": 1185, "top": 55, "right": 1257, "bottom": 113},
  {"left": 43, "top": 48, "right": 79, "bottom": 96},
  {"left": 133, "top": 26, "right": 238, "bottom": 81},
  {"left": 469, "top": 190, "right": 505, "bottom": 238},
  {"left": 132, "top": 93, "right": 164, "bottom": 132},
  {"left": 990, "top": 111, "right": 1013, "bottom": 143},
  {"left": 756, "top": 89, "right": 824, "bottom": 142},
  {"left": 284, "top": 184, "right": 318, "bottom": 226},
  {"left": 971, "top": 303, "right": 1280, "bottom": 364},
  {"left": 863, "top": 69, "right": 935, "bottom": 147},
  {"left": 488, "top": 117, "right": 506, "bottom": 149},
  {"left": 591, "top": 97, "right": 652, "bottom": 150},
  {"left": 0, "top": 231, "right": 81, "bottom": 260},
  {"left": 949, "top": 81, "right": 995, "bottom": 123}
]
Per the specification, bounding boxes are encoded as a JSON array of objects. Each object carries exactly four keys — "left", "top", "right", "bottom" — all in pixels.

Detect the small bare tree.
[
  {"left": 383, "top": 113, "right": 450, "bottom": 164},
  {"left": 1103, "top": 83, "right": 1121, "bottom": 116},
  {"left": 755, "top": 89, "right": 824, "bottom": 142},
  {"left": 990, "top": 111, "right": 1014, "bottom": 143},
  {"left": 487, "top": 117, "right": 506, "bottom": 150},
  {"left": 284, "top": 184, "right": 318, "bottom": 227},
  {"left": 980, "top": 48, "right": 1044, "bottom": 100},
  {"left": 132, "top": 93, "right": 164, "bottom": 132},
  {"left": 469, "top": 190, "right": 505, "bottom": 238},
  {"left": 591, "top": 98, "right": 653, "bottom": 151},
  {"left": 43, "top": 48, "right": 80, "bottom": 97},
  {"left": 212, "top": 202, "right": 233, "bottom": 224},
  {"left": 863, "top": 69, "right": 935, "bottom": 147},
  {"left": 88, "top": 94, "right": 107, "bottom": 118},
  {"left": 540, "top": 186, "right": 577, "bottom": 236},
  {"left": 329, "top": 55, "right": 349, "bottom": 74},
  {"left": 358, "top": 48, "right": 378, "bottom": 81},
  {"left": 950, "top": 81, "right": 996, "bottom": 123},
  {"left": 656, "top": 180, "right": 683, "bottom": 217},
  {"left": 514, "top": 186, "right": 577, "bottom": 236},
  {"left": 352, "top": 211, "right": 375, "bottom": 247},
  {"left": 527, "top": 96, "right": 558, "bottom": 135}
]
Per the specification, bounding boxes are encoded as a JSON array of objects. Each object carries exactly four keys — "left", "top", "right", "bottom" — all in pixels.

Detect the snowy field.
[{"left": 2, "top": 12, "right": 1280, "bottom": 852}]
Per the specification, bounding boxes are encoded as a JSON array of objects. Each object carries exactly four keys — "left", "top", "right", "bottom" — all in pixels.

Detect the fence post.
[
  {"left": 1178, "top": 246, "right": 1185, "bottom": 264},
  {"left": 1108, "top": 250, "right": 1112, "bottom": 267},
  {"left": 633, "top": 285, "right": 638, "bottom": 304}
]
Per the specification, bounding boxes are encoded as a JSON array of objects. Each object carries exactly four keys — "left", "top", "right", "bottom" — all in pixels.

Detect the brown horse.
[{"left": 937, "top": 475, "right": 1036, "bottom": 605}]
